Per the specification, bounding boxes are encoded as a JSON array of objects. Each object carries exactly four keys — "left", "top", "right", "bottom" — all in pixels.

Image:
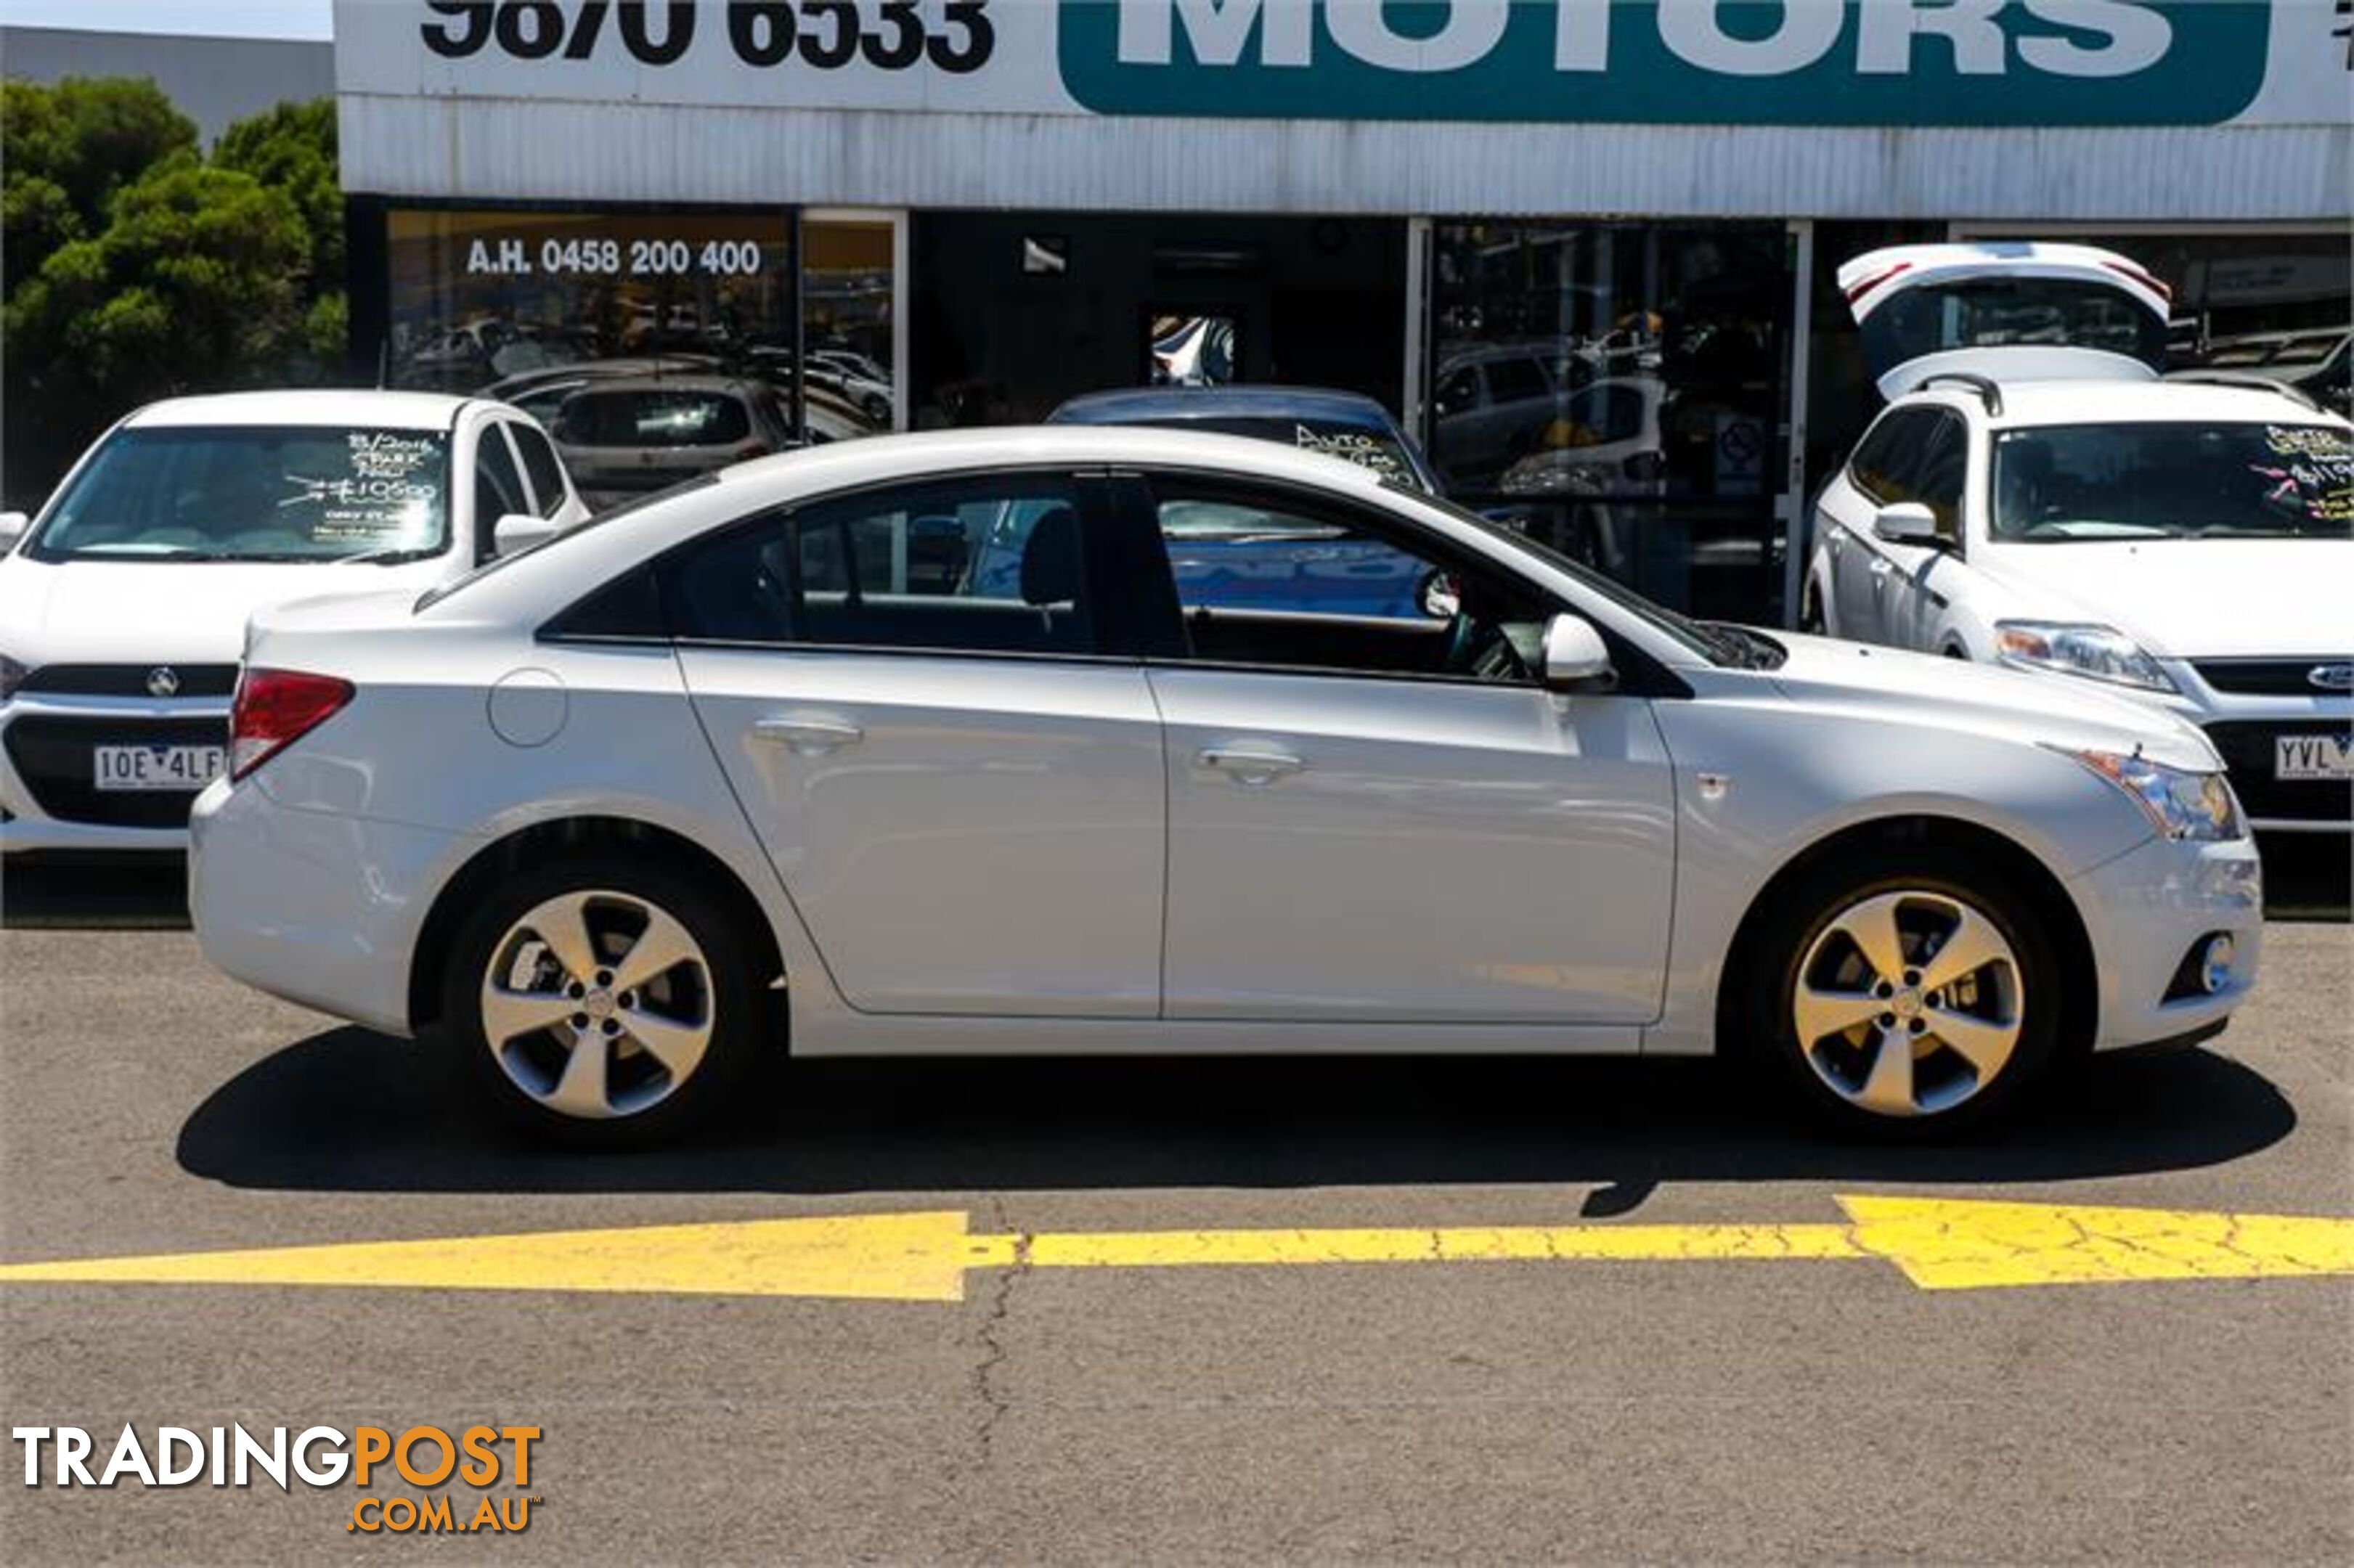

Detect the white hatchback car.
[
  {"left": 0, "top": 391, "right": 587, "bottom": 853},
  {"left": 191, "top": 428, "right": 2260, "bottom": 1146},
  {"left": 1807, "top": 243, "right": 2354, "bottom": 841}
]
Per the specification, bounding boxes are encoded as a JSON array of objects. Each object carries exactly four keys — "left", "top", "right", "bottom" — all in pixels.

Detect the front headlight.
[
  {"left": 0, "top": 654, "right": 27, "bottom": 703},
  {"left": 2066, "top": 748, "right": 2245, "bottom": 841},
  {"left": 1995, "top": 621, "right": 2176, "bottom": 693}
]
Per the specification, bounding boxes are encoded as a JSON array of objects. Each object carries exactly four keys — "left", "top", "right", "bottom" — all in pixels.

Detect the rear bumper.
[
  {"left": 188, "top": 776, "right": 470, "bottom": 1037},
  {"left": 2071, "top": 832, "right": 2264, "bottom": 1053}
]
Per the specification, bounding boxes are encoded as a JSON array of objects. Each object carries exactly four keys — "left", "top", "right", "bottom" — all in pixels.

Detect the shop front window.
[
  {"left": 1429, "top": 221, "right": 1791, "bottom": 619},
  {"left": 383, "top": 207, "right": 797, "bottom": 507},
  {"left": 800, "top": 216, "right": 897, "bottom": 439}
]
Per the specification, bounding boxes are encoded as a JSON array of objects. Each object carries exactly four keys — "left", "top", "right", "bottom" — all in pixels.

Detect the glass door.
[{"left": 1425, "top": 220, "right": 1796, "bottom": 622}]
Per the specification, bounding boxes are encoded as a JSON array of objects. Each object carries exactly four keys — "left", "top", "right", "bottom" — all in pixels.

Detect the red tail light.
[{"left": 230, "top": 668, "right": 354, "bottom": 781}]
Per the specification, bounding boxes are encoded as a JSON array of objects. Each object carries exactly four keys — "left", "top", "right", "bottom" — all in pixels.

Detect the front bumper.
[
  {"left": 2070, "top": 830, "right": 2265, "bottom": 1053},
  {"left": 2149, "top": 661, "right": 2352, "bottom": 836},
  {"left": 0, "top": 694, "right": 229, "bottom": 853},
  {"left": 190, "top": 775, "right": 473, "bottom": 1036}
]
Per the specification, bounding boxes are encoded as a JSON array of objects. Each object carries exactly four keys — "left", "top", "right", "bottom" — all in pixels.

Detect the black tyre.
[
  {"left": 1732, "top": 849, "right": 2066, "bottom": 1138},
  {"left": 441, "top": 854, "right": 774, "bottom": 1148}
]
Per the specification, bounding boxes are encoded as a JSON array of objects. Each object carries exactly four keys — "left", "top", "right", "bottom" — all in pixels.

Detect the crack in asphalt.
[{"left": 964, "top": 1196, "right": 1030, "bottom": 1475}]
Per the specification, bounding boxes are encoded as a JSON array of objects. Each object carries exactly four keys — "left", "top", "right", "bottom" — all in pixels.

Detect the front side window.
[
  {"left": 1847, "top": 410, "right": 1926, "bottom": 507},
  {"left": 32, "top": 425, "right": 452, "bottom": 563},
  {"left": 665, "top": 475, "right": 1097, "bottom": 656},
  {"left": 509, "top": 421, "right": 571, "bottom": 518},
  {"left": 1911, "top": 413, "right": 1969, "bottom": 542},
  {"left": 1991, "top": 421, "right": 2354, "bottom": 542},
  {"left": 1145, "top": 479, "right": 1549, "bottom": 682}
]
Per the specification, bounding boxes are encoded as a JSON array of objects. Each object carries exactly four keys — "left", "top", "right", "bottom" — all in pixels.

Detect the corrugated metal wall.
[{"left": 339, "top": 97, "right": 2349, "bottom": 221}]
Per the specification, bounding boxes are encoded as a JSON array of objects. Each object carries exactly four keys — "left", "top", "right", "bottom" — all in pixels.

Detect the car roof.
[
  {"left": 123, "top": 390, "right": 477, "bottom": 431},
  {"left": 1049, "top": 385, "right": 1402, "bottom": 429},
  {"left": 1906, "top": 376, "right": 2344, "bottom": 428},
  {"left": 558, "top": 375, "right": 765, "bottom": 397}
]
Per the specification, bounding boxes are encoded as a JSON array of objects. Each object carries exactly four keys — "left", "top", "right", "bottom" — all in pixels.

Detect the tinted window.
[
  {"left": 1912, "top": 413, "right": 1969, "bottom": 540},
  {"left": 1146, "top": 480, "right": 1547, "bottom": 682},
  {"left": 1848, "top": 411, "right": 1928, "bottom": 506},
  {"left": 32, "top": 425, "right": 451, "bottom": 563},
  {"left": 509, "top": 421, "right": 571, "bottom": 518},
  {"left": 556, "top": 390, "right": 752, "bottom": 449},
  {"left": 666, "top": 475, "right": 1096, "bottom": 656}
]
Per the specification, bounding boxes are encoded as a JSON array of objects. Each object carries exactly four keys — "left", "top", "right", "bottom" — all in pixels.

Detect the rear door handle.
[
  {"left": 754, "top": 715, "right": 864, "bottom": 756},
  {"left": 1196, "top": 746, "right": 1305, "bottom": 785}
]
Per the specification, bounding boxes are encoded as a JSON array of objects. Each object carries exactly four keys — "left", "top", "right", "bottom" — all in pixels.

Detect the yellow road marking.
[{"left": 0, "top": 1197, "right": 2345, "bottom": 1302}]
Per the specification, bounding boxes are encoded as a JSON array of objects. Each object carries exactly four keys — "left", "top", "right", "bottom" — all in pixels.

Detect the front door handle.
[
  {"left": 754, "top": 715, "right": 865, "bottom": 756},
  {"left": 1196, "top": 746, "right": 1305, "bottom": 785}
]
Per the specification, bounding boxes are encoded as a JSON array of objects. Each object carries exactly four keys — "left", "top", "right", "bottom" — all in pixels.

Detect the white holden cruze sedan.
[{"left": 190, "top": 428, "right": 2260, "bottom": 1146}]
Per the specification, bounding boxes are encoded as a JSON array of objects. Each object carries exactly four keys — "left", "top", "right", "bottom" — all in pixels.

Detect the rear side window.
[
  {"left": 509, "top": 420, "right": 571, "bottom": 518},
  {"left": 557, "top": 391, "right": 751, "bottom": 449},
  {"left": 664, "top": 473, "right": 1098, "bottom": 657}
]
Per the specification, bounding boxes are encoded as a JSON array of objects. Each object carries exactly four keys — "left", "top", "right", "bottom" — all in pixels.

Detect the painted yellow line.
[
  {"left": 1014, "top": 1222, "right": 1865, "bottom": 1269},
  {"left": 0, "top": 1198, "right": 2346, "bottom": 1302}
]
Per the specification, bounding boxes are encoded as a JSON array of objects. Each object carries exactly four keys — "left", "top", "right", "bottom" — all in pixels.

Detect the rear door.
[{"left": 670, "top": 470, "right": 1167, "bottom": 1018}]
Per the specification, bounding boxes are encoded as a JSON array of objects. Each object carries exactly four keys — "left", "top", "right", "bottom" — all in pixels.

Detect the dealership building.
[{"left": 334, "top": 0, "right": 2353, "bottom": 623}]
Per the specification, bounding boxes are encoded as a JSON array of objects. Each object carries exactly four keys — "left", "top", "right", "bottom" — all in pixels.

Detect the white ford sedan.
[{"left": 190, "top": 428, "right": 2260, "bottom": 1145}]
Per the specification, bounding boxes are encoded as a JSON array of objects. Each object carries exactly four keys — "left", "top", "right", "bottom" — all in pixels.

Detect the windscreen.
[
  {"left": 30, "top": 425, "right": 451, "bottom": 563},
  {"left": 1991, "top": 422, "right": 2353, "bottom": 542},
  {"left": 555, "top": 391, "right": 751, "bottom": 449}
]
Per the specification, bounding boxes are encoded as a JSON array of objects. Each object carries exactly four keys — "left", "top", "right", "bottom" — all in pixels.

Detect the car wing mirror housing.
[
  {"left": 493, "top": 512, "right": 561, "bottom": 557},
  {"left": 0, "top": 511, "right": 28, "bottom": 552},
  {"left": 1541, "top": 612, "right": 1615, "bottom": 693},
  {"left": 1872, "top": 501, "right": 1946, "bottom": 548}
]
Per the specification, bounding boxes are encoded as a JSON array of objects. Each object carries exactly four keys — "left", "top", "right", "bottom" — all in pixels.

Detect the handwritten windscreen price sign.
[{"left": 421, "top": 1, "right": 995, "bottom": 74}]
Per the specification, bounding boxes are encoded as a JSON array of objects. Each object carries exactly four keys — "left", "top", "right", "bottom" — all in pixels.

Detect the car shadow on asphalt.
[{"left": 175, "top": 1026, "right": 2297, "bottom": 1203}]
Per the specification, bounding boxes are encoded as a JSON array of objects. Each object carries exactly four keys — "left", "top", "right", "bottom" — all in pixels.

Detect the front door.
[
  {"left": 668, "top": 470, "right": 1165, "bottom": 1017},
  {"left": 1126, "top": 473, "right": 1677, "bottom": 1025}
]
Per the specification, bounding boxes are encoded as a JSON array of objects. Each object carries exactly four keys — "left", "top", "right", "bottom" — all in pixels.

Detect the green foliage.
[
  {"left": 2, "top": 76, "right": 196, "bottom": 247},
  {"left": 1, "top": 82, "right": 346, "bottom": 506},
  {"left": 213, "top": 97, "right": 343, "bottom": 284}
]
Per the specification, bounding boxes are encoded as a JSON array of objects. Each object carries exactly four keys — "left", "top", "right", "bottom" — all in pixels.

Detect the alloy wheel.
[
  {"left": 1790, "top": 889, "right": 2024, "bottom": 1119},
  {"left": 477, "top": 889, "right": 714, "bottom": 1120}
]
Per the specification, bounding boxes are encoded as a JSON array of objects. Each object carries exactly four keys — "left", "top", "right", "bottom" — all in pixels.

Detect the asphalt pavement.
[{"left": 0, "top": 863, "right": 2347, "bottom": 1563}]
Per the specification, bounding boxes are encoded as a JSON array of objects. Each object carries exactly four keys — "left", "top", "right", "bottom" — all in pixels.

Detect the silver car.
[{"left": 189, "top": 428, "right": 2261, "bottom": 1147}]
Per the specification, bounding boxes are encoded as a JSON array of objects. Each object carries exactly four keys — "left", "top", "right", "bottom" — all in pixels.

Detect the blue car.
[
  {"left": 1047, "top": 385, "right": 1443, "bottom": 493},
  {"left": 1040, "top": 387, "right": 1448, "bottom": 621}
]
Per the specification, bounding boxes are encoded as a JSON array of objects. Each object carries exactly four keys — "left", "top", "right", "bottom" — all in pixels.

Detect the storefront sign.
[{"left": 345, "top": 1, "right": 2345, "bottom": 128}]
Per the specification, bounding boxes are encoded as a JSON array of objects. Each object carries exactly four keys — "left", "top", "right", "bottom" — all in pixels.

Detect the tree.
[
  {"left": 1, "top": 77, "right": 196, "bottom": 278},
  {"left": 213, "top": 98, "right": 342, "bottom": 287},
  {"left": 1, "top": 83, "right": 345, "bottom": 507}
]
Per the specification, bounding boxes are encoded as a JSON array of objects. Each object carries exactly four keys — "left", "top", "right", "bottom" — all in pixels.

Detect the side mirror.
[
  {"left": 1541, "top": 612, "right": 1614, "bottom": 693},
  {"left": 1872, "top": 501, "right": 1946, "bottom": 548},
  {"left": 0, "top": 512, "right": 28, "bottom": 552},
  {"left": 492, "top": 512, "right": 560, "bottom": 557}
]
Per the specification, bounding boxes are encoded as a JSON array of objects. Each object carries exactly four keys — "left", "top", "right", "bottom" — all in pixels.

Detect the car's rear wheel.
[
  {"left": 1740, "top": 854, "right": 2063, "bottom": 1135},
  {"left": 443, "top": 856, "right": 769, "bottom": 1147}
]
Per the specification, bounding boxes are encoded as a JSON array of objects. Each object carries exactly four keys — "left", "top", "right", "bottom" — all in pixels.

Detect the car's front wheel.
[
  {"left": 1741, "top": 854, "right": 2064, "bottom": 1135},
  {"left": 442, "top": 856, "right": 770, "bottom": 1147}
]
